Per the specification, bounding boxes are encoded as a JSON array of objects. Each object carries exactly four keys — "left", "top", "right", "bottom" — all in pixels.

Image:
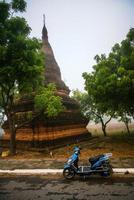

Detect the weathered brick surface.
[{"left": 4, "top": 124, "right": 88, "bottom": 142}]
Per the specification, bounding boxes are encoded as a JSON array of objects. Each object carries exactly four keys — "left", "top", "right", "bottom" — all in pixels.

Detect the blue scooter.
[{"left": 63, "top": 147, "right": 113, "bottom": 179}]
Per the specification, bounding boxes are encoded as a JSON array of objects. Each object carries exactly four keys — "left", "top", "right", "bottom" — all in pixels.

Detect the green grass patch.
[{"left": 110, "top": 132, "right": 134, "bottom": 144}]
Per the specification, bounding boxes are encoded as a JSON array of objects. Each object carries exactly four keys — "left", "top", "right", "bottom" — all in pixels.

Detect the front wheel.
[
  {"left": 63, "top": 168, "right": 75, "bottom": 179},
  {"left": 101, "top": 163, "right": 113, "bottom": 177}
]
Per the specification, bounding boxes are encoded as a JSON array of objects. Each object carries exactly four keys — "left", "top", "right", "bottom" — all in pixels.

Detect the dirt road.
[{"left": 0, "top": 175, "right": 134, "bottom": 200}]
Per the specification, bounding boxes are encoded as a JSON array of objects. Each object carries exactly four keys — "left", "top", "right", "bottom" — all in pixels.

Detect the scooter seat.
[{"left": 89, "top": 154, "right": 104, "bottom": 163}]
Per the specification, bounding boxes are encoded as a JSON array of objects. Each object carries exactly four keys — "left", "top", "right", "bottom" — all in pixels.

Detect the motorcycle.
[{"left": 63, "top": 149, "right": 113, "bottom": 179}]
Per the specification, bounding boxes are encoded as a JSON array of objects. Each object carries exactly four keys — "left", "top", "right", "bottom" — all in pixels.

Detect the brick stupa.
[{"left": 4, "top": 17, "right": 88, "bottom": 146}]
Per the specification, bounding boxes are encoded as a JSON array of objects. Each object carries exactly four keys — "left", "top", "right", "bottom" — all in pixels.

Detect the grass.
[{"left": 111, "top": 132, "right": 134, "bottom": 144}]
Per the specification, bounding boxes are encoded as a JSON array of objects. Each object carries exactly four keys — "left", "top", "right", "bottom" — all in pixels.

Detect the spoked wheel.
[{"left": 63, "top": 168, "right": 75, "bottom": 179}]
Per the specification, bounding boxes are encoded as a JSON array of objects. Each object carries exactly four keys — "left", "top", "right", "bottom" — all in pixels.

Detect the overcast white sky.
[{"left": 21, "top": 0, "right": 134, "bottom": 91}]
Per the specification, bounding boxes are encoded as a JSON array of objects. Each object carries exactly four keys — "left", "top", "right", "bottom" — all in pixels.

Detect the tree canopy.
[
  {"left": 83, "top": 28, "right": 134, "bottom": 134},
  {"left": 35, "top": 84, "right": 64, "bottom": 118},
  {"left": 0, "top": 0, "right": 63, "bottom": 154},
  {"left": 72, "top": 89, "right": 113, "bottom": 136}
]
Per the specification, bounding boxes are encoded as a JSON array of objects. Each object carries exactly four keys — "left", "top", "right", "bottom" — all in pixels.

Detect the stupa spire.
[
  {"left": 42, "top": 15, "right": 70, "bottom": 94},
  {"left": 42, "top": 14, "right": 48, "bottom": 41},
  {"left": 43, "top": 14, "right": 45, "bottom": 25}
]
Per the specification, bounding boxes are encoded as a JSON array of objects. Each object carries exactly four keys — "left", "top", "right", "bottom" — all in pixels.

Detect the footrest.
[{"left": 78, "top": 166, "right": 91, "bottom": 172}]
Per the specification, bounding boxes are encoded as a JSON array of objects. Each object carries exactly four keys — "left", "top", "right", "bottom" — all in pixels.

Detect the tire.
[
  {"left": 108, "top": 164, "right": 113, "bottom": 176},
  {"left": 63, "top": 168, "right": 75, "bottom": 179},
  {"left": 101, "top": 163, "right": 113, "bottom": 177}
]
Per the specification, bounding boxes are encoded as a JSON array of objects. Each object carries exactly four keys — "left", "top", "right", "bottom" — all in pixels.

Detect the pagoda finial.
[
  {"left": 42, "top": 14, "right": 48, "bottom": 41},
  {"left": 43, "top": 14, "right": 46, "bottom": 25}
]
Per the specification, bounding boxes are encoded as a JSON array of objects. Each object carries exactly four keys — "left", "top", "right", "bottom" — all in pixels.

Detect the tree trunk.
[
  {"left": 10, "top": 128, "right": 16, "bottom": 155},
  {"left": 100, "top": 117, "right": 107, "bottom": 136},
  {"left": 8, "top": 113, "right": 16, "bottom": 155},
  {"left": 125, "top": 122, "right": 130, "bottom": 134},
  {"left": 101, "top": 116, "right": 113, "bottom": 137},
  {"left": 102, "top": 124, "right": 107, "bottom": 136}
]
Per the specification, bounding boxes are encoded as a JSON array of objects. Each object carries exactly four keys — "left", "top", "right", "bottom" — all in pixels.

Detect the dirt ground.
[{"left": 1, "top": 134, "right": 134, "bottom": 160}]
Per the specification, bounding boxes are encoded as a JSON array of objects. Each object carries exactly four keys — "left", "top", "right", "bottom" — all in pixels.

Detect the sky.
[{"left": 21, "top": 0, "right": 134, "bottom": 92}]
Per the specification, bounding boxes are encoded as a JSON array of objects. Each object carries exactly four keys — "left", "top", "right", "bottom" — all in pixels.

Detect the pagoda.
[{"left": 4, "top": 17, "right": 88, "bottom": 147}]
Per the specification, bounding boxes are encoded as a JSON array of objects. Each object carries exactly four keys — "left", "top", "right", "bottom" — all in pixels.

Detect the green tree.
[
  {"left": 33, "top": 84, "right": 64, "bottom": 147},
  {"left": 116, "top": 108, "right": 131, "bottom": 134},
  {"left": 83, "top": 28, "right": 134, "bottom": 134},
  {"left": 35, "top": 84, "right": 64, "bottom": 117},
  {"left": 0, "top": 0, "right": 63, "bottom": 154},
  {"left": 0, "top": 0, "right": 44, "bottom": 154},
  {"left": 72, "top": 89, "right": 113, "bottom": 136}
]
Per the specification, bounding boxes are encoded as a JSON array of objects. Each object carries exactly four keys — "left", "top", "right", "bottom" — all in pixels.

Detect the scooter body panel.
[{"left": 63, "top": 152, "right": 113, "bottom": 179}]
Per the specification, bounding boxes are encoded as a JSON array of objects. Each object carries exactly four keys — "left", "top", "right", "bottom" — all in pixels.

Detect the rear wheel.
[{"left": 63, "top": 168, "right": 75, "bottom": 179}]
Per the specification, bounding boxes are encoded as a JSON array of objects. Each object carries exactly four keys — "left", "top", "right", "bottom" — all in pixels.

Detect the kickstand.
[{"left": 83, "top": 175, "right": 86, "bottom": 180}]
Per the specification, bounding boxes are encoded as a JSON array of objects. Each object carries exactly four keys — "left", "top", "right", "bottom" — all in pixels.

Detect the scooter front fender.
[{"left": 64, "top": 164, "right": 70, "bottom": 169}]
